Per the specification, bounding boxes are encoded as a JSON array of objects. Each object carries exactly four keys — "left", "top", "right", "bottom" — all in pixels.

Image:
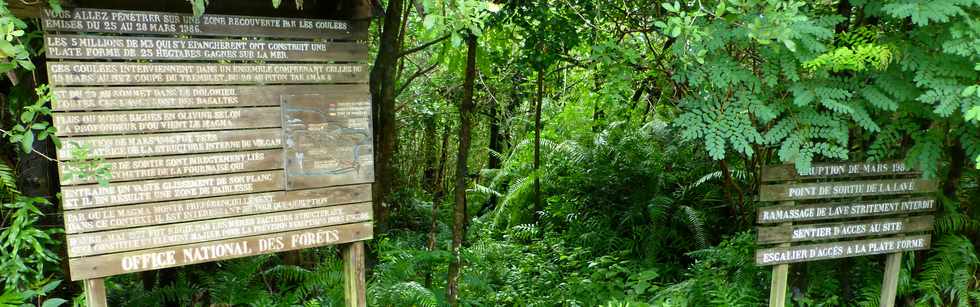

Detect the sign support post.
[
  {"left": 879, "top": 252, "right": 902, "bottom": 307},
  {"left": 768, "top": 200, "right": 793, "bottom": 307},
  {"left": 343, "top": 242, "right": 367, "bottom": 307},
  {"left": 83, "top": 278, "right": 107, "bottom": 307}
]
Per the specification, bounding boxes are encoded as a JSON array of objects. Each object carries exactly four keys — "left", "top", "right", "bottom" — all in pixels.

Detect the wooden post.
[
  {"left": 83, "top": 278, "right": 107, "bottom": 307},
  {"left": 343, "top": 242, "right": 367, "bottom": 307},
  {"left": 879, "top": 252, "right": 902, "bottom": 307},
  {"left": 768, "top": 199, "right": 793, "bottom": 307}
]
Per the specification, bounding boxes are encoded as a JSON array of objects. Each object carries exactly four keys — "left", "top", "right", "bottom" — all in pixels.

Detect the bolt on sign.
[
  {"left": 756, "top": 161, "right": 937, "bottom": 307},
  {"left": 42, "top": 7, "right": 374, "bottom": 286}
]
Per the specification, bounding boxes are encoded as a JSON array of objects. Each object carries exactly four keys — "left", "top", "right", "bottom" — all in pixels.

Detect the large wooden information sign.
[
  {"left": 43, "top": 7, "right": 373, "bottom": 303},
  {"left": 756, "top": 161, "right": 937, "bottom": 307}
]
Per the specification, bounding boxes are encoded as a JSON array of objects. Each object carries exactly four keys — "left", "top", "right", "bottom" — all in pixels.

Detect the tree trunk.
[
  {"left": 424, "top": 122, "right": 449, "bottom": 288},
  {"left": 447, "top": 32, "right": 477, "bottom": 307},
  {"left": 368, "top": 0, "right": 406, "bottom": 233},
  {"left": 532, "top": 68, "right": 544, "bottom": 222}
]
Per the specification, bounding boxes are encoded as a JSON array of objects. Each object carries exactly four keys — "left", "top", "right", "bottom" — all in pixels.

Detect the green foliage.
[
  {"left": 5, "top": 85, "right": 59, "bottom": 155},
  {"left": 0, "top": 196, "right": 60, "bottom": 291}
]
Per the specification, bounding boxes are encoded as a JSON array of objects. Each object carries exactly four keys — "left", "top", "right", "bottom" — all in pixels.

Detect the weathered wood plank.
[
  {"left": 759, "top": 179, "right": 937, "bottom": 202},
  {"left": 53, "top": 107, "right": 282, "bottom": 136},
  {"left": 762, "top": 161, "right": 918, "bottom": 182},
  {"left": 55, "top": 128, "right": 282, "bottom": 160},
  {"left": 880, "top": 252, "right": 902, "bottom": 307},
  {"left": 45, "top": 34, "right": 368, "bottom": 62},
  {"left": 47, "top": 62, "right": 368, "bottom": 86},
  {"left": 59, "top": 149, "right": 283, "bottom": 185},
  {"left": 68, "top": 221, "right": 373, "bottom": 280},
  {"left": 755, "top": 235, "right": 931, "bottom": 266},
  {"left": 52, "top": 84, "right": 368, "bottom": 111},
  {"left": 83, "top": 278, "right": 107, "bottom": 307},
  {"left": 757, "top": 216, "right": 934, "bottom": 244},
  {"left": 42, "top": 8, "right": 367, "bottom": 40},
  {"left": 343, "top": 241, "right": 367, "bottom": 307},
  {"left": 757, "top": 197, "right": 936, "bottom": 224},
  {"left": 67, "top": 202, "right": 371, "bottom": 257},
  {"left": 61, "top": 171, "right": 285, "bottom": 210},
  {"left": 282, "top": 94, "right": 374, "bottom": 189},
  {"left": 64, "top": 184, "right": 371, "bottom": 234}
]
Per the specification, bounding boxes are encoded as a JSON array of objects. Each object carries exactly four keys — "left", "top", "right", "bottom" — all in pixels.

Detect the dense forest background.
[{"left": 0, "top": 0, "right": 979, "bottom": 306}]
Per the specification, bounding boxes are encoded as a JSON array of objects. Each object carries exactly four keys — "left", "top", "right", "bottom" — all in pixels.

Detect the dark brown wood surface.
[
  {"left": 61, "top": 170, "right": 285, "bottom": 210},
  {"left": 755, "top": 234, "right": 931, "bottom": 266},
  {"left": 47, "top": 62, "right": 369, "bottom": 86},
  {"left": 762, "top": 161, "right": 918, "bottom": 182},
  {"left": 67, "top": 202, "right": 371, "bottom": 257},
  {"left": 53, "top": 107, "right": 281, "bottom": 136},
  {"left": 757, "top": 197, "right": 936, "bottom": 224},
  {"left": 59, "top": 149, "right": 284, "bottom": 185},
  {"left": 68, "top": 221, "right": 373, "bottom": 280},
  {"left": 757, "top": 215, "right": 934, "bottom": 244},
  {"left": 42, "top": 8, "right": 367, "bottom": 40},
  {"left": 45, "top": 34, "right": 368, "bottom": 62},
  {"left": 759, "top": 179, "right": 938, "bottom": 201},
  {"left": 64, "top": 184, "right": 371, "bottom": 234},
  {"left": 55, "top": 128, "right": 282, "bottom": 160},
  {"left": 52, "top": 84, "right": 368, "bottom": 111}
]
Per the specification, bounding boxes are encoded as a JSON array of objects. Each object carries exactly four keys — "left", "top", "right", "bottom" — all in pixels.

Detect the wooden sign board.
[
  {"left": 757, "top": 197, "right": 936, "bottom": 224},
  {"left": 762, "top": 161, "right": 918, "bottom": 182},
  {"left": 43, "top": 7, "right": 374, "bottom": 282},
  {"left": 42, "top": 8, "right": 367, "bottom": 40},
  {"left": 756, "top": 235, "right": 930, "bottom": 266},
  {"left": 756, "top": 161, "right": 936, "bottom": 307},
  {"left": 759, "top": 179, "right": 937, "bottom": 201},
  {"left": 68, "top": 222, "right": 373, "bottom": 280},
  {"left": 46, "top": 34, "right": 369, "bottom": 62},
  {"left": 757, "top": 215, "right": 934, "bottom": 244}
]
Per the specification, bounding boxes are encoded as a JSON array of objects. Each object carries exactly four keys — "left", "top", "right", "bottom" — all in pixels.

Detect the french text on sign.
[
  {"left": 47, "top": 62, "right": 368, "bottom": 86},
  {"left": 755, "top": 235, "right": 931, "bottom": 265},
  {"left": 756, "top": 216, "right": 934, "bottom": 244},
  {"left": 759, "top": 179, "right": 938, "bottom": 201},
  {"left": 761, "top": 161, "right": 917, "bottom": 182},
  {"left": 67, "top": 222, "right": 373, "bottom": 280},
  {"left": 45, "top": 34, "right": 368, "bottom": 62},
  {"left": 757, "top": 197, "right": 936, "bottom": 224},
  {"left": 63, "top": 184, "right": 371, "bottom": 234},
  {"left": 42, "top": 8, "right": 364, "bottom": 40},
  {"left": 67, "top": 202, "right": 372, "bottom": 257},
  {"left": 61, "top": 171, "right": 285, "bottom": 210}
]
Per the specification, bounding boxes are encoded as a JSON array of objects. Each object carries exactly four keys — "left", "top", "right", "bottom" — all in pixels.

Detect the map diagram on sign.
[{"left": 282, "top": 94, "right": 374, "bottom": 189}]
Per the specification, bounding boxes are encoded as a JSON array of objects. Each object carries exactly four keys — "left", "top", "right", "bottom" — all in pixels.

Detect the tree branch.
[{"left": 398, "top": 34, "right": 450, "bottom": 58}]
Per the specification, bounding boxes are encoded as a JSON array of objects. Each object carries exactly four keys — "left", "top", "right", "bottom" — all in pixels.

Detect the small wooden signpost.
[
  {"left": 42, "top": 6, "right": 373, "bottom": 306},
  {"left": 757, "top": 161, "right": 937, "bottom": 307}
]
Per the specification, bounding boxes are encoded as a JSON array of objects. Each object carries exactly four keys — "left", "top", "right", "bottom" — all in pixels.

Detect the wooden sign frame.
[
  {"left": 757, "top": 161, "right": 936, "bottom": 307},
  {"left": 42, "top": 6, "right": 374, "bottom": 306}
]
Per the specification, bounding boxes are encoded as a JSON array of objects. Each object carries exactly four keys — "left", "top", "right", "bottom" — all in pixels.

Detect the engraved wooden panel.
[
  {"left": 64, "top": 184, "right": 371, "bottom": 234},
  {"left": 61, "top": 171, "right": 285, "bottom": 210},
  {"left": 67, "top": 202, "right": 372, "bottom": 257},
  {"left": 282, "top": 93, "right": 373, "bottom": 189},
  {"left": 757, "top": 197, "right": 936, "bottom": 224},
  {"left": 55, "top": 128, "right": 282, "bottom": 160},
  {"left": 762, "top": 161, "right": 918, "bottom": 182},
  {"left": 68, "top": 222, "right": 373, "bottom": 280},
  {"left": 58, "top": 150, "right": 284, "bottom": 185},
  {"left": 755, "top": 235, "right": 931, "bottom": 265},
  {"left": 45, "top": 35, "right": 369, "bottom": 62},
  {"left": 52, "top": 84, "right": 367, "bottom": 111},
  {"left": 757, "top": 216, "right": 934, "bottom": 244},
  {"left": 53, "top": 107, "right": 281, "bottom": 136},
  {"left": 42, "top": 8, "right": 366, "bottom": 40},
  {"left": 47, "top": 62, "right": 368, "bottom": 86},
  {"left": 759, "top": 179, "right": 938, "bottom": 202}
]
